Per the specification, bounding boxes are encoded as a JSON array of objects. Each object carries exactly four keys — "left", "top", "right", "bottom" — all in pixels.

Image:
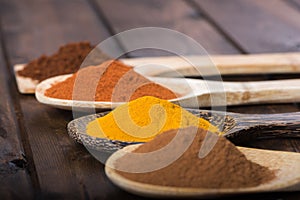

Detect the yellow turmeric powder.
[{"left": 86, "top": 96, "right": 220, "bottom": 142}]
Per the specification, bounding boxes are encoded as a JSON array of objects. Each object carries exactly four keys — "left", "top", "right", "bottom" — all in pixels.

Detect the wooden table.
[{"left": 0, "top": 0, "right": 300, "bottom": 199}]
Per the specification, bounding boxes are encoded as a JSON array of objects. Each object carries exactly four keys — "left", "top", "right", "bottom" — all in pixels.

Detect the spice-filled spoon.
[
  {"left": 105, "top": 144, "right": 300, "bottom": 198},
  {"left": 35, "top": 74, "right": 300, "bottom": 110},
  {"left": 15, "top": 52, "right": 300, "bottom": 94},
  {"left": 67, "top": 108, "right": 300, "bottom": 151}
]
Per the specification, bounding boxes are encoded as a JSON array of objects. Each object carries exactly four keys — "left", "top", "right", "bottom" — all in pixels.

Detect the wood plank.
[
  {"left": 17, "top": 100, "right": 85, "bottom": 198},
  {"left": 0, "top": 172, "right": 33, "bottom": 199},
  {"left": 0, "top": 29, "right": 33, "bottom": 198},
  {"left": 93, "top": 0, "right": 240, "bottom": 56},
  {"left": 0, "top": 0, "right": 123, "bottom": 198},
  {"left": 193, "top": 0, "right": 300, "bottom": 53}
]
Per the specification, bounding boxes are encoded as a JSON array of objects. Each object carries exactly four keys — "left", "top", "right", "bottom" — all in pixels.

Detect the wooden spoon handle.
[
  {"left": 123, "top": 52, "right": 300, "bottom": 76},
  {"left": 223, "top": 79, "right": 300, "bottom": 105},
  {"left": 226, "top": 112, "right": 300, "bottom": 143}
]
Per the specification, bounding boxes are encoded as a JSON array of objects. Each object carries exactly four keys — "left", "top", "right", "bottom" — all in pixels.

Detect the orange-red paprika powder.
[{"left": 45, "top": 60, "right": 177, "bottom": 102}]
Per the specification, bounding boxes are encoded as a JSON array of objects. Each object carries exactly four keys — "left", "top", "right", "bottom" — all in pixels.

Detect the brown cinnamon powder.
[
  {"left": 18, "top": 41, "right": 110, "bottom": 82},
  {"left": 115, "top": 127, "right": 275, "bottom": 188},
  {"left": 45, "top": 60, "right": 177, "bottom": 101}
]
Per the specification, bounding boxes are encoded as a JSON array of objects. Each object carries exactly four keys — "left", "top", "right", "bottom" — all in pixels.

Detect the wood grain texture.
[
  {"left": 0, "top": 20, "right": 33, "bottom": 199},
  {"left": 94, "top": 0, "right": 240, "bottom": 56},
  {"left": 192, "top": 0, "right": 300, "bottom": 53}
]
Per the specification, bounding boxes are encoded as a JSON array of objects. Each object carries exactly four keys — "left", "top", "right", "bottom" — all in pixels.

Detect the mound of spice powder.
[
  {"left": 18, "top": 41, "right": 110, "bottom": 82},
  {"left": 86, "top": 96, "right": 220, "bottom": 142},
  {"left": 45, "top": 60, "right": 177, "bottom": 102},
  {"left": 115, "top": 127, "right": 275, "bottom": 188}
]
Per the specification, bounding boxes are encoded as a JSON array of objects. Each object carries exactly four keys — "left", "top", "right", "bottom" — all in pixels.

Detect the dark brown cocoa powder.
[
  {"left": 115, "top": 127, "right": 275, "bottom": 188},
  {"left": 18, "top": 41, "right": 110, "bottom": 82}
]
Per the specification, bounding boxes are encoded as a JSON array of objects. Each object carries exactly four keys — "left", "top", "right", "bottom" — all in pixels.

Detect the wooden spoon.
[
  {"left": 35, "top": 74, "right": 300, "bottom": 110},
  {"left": 14, "top": 52, "right": 300, "bottom": 94},
  {"left": 150, "top": 77, "right": 300, "bottom": 107},
  {"left": 105, "top": 144, "right": 300, "bottom": 198},
  {"left": 67, "top": 109, "right": 300, "bottom": 151},
  {"left": 123, "top": 52, "right": 300, "bottom": 76}
]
